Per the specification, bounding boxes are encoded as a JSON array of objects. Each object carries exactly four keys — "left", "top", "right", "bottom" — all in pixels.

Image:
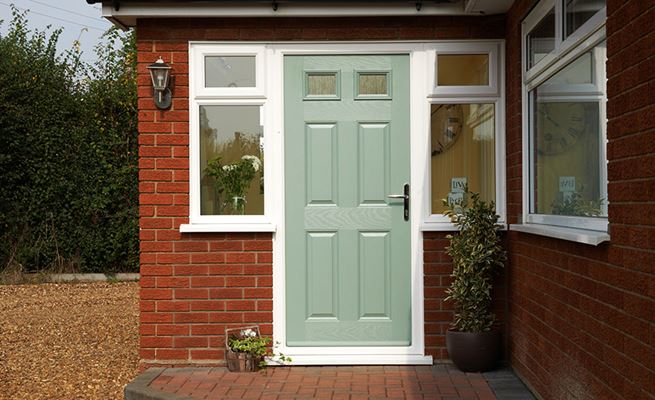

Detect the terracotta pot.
[{"left": 446, "top": 329, "right": 501, "bottom": 372}]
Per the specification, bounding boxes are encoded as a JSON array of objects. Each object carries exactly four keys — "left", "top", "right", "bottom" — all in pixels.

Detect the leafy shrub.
[
  {"left": 443, "top": 191, "right": 506, "bottom": 332},
  {"left": 0, "top": 8, "right": 138, "bottom": 274}
]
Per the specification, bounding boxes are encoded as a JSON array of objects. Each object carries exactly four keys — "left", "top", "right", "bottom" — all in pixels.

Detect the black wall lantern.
[{"left": 147, "top": 57, "right": 172, "bottom": 110}]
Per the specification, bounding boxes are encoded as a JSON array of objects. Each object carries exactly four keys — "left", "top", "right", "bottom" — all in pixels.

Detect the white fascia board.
[{"left": 103, "top": 2, "right": 471, "bottom": 28}]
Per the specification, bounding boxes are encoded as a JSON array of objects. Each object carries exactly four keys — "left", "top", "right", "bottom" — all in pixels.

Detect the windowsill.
[
  {"left": 420, "top": 223, "right": 508, "bottom": 232},
  {"left": 180, "top": 223, "right": 276, "bottom": 233},
  {"left": 509, "top": 223, "right": 609, "bottom": 245}
]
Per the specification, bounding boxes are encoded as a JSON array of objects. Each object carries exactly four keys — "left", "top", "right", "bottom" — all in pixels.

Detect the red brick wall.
[
  {"left": 137, "top": 15, "right": 505, "bottom": 367},
  {"left": 423, "top": 232, "right": 506, "bottom": 360},
  {"left": 505, "top": 1, "right": 655, "bottom": 398}
]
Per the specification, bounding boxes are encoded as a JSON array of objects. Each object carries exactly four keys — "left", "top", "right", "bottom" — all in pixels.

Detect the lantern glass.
[{"left": 150, "top": 67, "right": 170, "bottom": 90}]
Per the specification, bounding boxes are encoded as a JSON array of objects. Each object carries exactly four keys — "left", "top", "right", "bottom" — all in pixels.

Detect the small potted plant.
[
  {"left": 443, "top": 190, "right": 506, "bottom": 372},
  {"left": 225, "top": 326, "right": 290, "bottom": 372}
]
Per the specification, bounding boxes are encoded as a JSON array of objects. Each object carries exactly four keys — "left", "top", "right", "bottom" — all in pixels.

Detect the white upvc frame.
[
  {"left": 428, "top": 42, "right": 500, "bottom": 98},
  {"left": 183, "top": 44, "right": 275, "bottom": 233},
  {"left": 268, "top": 42, "right": 432, "bottom": 365},
  {"left": 421, "top": 41, "right": 506, "bottom": 230},
  {"left": 184, "top": 40, "right": 504, "bottom": 364},
  {"left": 519, "top": 0, "right": 609, "bottom": 238},
  {"left": 192, "top": 45, "right": 266, "bottom": 99}
]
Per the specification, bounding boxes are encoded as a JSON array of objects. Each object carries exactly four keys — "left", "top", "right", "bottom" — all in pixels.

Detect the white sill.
[
  {"left": 509, "top": 223, "right": 609, "bottom": 246},
  {"left": 179, "top": 223, "right": 276, "bottom": 233},
  {"left": 420, "top": 223, "right": 508, "bottom": 232}
]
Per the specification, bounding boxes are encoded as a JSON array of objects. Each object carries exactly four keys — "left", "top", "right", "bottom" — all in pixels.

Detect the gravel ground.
[{"left": 0, "top": 282, "right": 139, "bottom": 400}]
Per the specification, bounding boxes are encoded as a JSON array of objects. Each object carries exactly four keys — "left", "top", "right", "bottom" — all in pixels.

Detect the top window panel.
[
  {"left": 428, "top": 43, "right": 500, "bottom": 97},
  {"left": 437, "top": 54, "right": 489, "bottom": 86},
  {"left": 565, "top": 0, "right": 605, "bottom": 38},
  {"left": 205, "top": 56, "right": 256, "bottom": 88},
  {"left": 527, "top": 7, "right": 556, "bottom": 69}
]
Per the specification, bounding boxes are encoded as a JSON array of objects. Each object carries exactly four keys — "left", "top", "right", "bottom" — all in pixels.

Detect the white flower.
[
  {"left": 241, "top": 155, "right": 262, "bottom": 172},
  {"left": 241, "top": 328, "right": 257, "bottom": 337},
  {"left": 222, "top": 164, "right": 237, "bottom": 171}
]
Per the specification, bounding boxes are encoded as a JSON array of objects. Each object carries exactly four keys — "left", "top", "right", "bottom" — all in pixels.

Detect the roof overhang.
[{"left": 86, "top": 0, "right": 515, "bottom": 29}]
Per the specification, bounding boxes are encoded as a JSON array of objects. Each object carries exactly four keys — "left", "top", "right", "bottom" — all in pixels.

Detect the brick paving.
[{"left": 147, "top": 365, "right": 498, "bottom": 399}]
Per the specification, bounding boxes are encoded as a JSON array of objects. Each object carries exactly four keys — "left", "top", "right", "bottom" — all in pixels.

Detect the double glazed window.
[
  {"left": 424, "top": 43, "right": 504, "bottom": 226},
  {"left": 523, "top": 0, "right": 607, "bottom": 234},
  {"left": 188, "top": 45, "right": 272, "bottom": 230}
]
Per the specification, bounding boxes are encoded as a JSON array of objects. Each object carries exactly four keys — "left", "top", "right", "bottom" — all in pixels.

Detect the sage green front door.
[{"left": 284, "top": 55, "right": 411, "bottom": 347}]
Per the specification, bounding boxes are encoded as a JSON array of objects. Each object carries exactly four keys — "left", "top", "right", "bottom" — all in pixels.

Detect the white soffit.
[
  {"left": 465, "top": 0, "right": 516, "bottom": 15},
  {"left": 102, "top": 1, "right": 515, "bottom": 28}
]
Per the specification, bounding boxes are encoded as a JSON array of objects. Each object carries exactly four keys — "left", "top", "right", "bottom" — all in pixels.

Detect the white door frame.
[{"left": 270, "top": 43, "right": 432, "bottom": 365}]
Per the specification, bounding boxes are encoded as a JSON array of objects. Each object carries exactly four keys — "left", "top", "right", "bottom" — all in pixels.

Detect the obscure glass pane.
[
  {"left": 437, "top": 54, "right": 489, "bottom": 86},
  {"left": 307, "top": 73, "right": 337, "bottom": 96},
  {"left": 431, "top": 103, "right": 495, "bottom": 214},
  {"left": 565, "top": 0, "right": 605, "bottom": 38},
  {"left": 205, "top": 56, "right": 256, "bottom": 88},
  {"left": 359, "top": 73, "right": 388, "bottom": 95},
  {"left": 200, "top": 105, "right": 264, "bottom": 215},
  {"left": 527, "top": 8, "right": 556, "bottom": 68},
  {"left": 530, "top": 43, "right": 607, "bottom": 217}
]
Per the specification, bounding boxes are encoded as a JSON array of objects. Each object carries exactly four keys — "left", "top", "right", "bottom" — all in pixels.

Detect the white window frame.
[
  {"left": 193, "top": 45, "right": 266, "bottom": 98},
  {"left": 428, "top": 42, "right": 500, "bottom": 98},
  {"left": 183, "top": 44, "right": 275, "bottom": 233},
  {"left": 421, "top": 41, "right": 506, "bottom": 230},
  {"left": 519, "top": 0, "right": 609, "bottom": 241}
]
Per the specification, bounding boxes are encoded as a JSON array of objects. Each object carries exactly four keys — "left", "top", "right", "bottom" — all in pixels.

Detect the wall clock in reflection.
[
  {"left": 431, "top": 104, "right": 463, "bottom": 156},
  {"left": 536, "top": 102, "right": 587, "bottom": 155}
]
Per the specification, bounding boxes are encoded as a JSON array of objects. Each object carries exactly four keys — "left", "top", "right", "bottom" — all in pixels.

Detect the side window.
[
  {"left": 423, "top": 42, "right": 505, "bottom": 228},
  {"left": 521, "top": 0, "right": 608, "bottom": 236},
  {"left": 187, "top": 45, "right": 272, "bottom": 230}
]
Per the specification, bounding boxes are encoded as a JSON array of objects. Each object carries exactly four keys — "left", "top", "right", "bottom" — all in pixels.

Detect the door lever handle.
[{"left": 387, "top": 183, "right": 410, "bottom": 221}]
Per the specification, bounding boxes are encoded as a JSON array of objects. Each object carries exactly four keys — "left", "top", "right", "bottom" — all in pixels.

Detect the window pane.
[
  {"left": 527, "top": 8, "right": 555, "bottom": 68},
  {"left": 431, "top": 103, "right": 495, "bottom": 214},
  {"left": 359, "top": 73, "right": 388, "bottom": 95},
  {"left": 565, "top": 0, "right": 605, "bottom": 38},
  {"left": 530, "top": 44, "right": 607, "bottom": 217},
  {"left": 307, "top": 72, "right": 337, "bottom": 96},
  {"left": 205, "top": 56, "right": 256, "bottom": 88},
  {"left": 437, "top": 54, "right": 489, "bottom": 86},
  {"left": 200, "top": 105, "right": 264, "bottom": 215}
]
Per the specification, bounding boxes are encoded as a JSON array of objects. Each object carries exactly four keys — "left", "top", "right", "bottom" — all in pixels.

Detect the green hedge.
[{"left": 0, "top": 10, "right": 139, "bottom": 274}]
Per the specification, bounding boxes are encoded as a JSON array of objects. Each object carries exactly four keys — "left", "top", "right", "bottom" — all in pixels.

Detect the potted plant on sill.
[
  {"left": 225, "top": 326, "right": 290, "bottom": 372},
  {"left": 443, "top": 190, "right": 506, "bottom": 372}
]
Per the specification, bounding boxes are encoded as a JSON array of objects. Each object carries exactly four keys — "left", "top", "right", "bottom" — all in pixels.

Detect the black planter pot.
[{"left": 446, "top": 329, "right": 501, "bottom": 372}]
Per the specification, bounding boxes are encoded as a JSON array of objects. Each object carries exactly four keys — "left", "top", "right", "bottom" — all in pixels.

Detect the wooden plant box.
[
  {"left": 225, "top": 348, "right": 262, "bottom": 372},
  {"left": 225, "top": 325, "right": 263, "bottom": 372}
]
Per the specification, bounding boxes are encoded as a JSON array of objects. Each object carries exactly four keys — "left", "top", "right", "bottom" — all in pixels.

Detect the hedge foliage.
[{"left": 0, "top": 9, "right": 138, "bottom": 274}]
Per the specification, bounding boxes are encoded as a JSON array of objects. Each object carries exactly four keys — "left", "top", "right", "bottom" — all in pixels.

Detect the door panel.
[{"left": 284, "top": 55, "right": 411, "bottom": 347}]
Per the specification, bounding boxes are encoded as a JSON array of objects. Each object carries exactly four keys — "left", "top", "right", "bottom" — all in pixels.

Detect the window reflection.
[
  {"left": 431, "top": 103, "right": 495, "bottom": 214},
  {"left": 199, "top": 105, "right": 264, "bottom": 215},
  {"left": 527, "top": 8, "right": 556, "bottom": 68},
  {"left": 565, "top": 0, "right": 605, "bottom": 38},
  {"left": 530, "top": 42, "right": 607, "bottom": 217}
]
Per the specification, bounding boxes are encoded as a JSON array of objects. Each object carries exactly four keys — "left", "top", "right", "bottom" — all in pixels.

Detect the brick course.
[{"left": 505, "top": 1, "right": 655, "bottom": 398}]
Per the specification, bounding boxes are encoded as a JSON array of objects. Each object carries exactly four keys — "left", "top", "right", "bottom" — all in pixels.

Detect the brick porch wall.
[
  {"left": 423, "top": 232, "right": 506, "bottom": 360},
  {"left": 137, "top": 15, "right": 505, "bottom": 367},
  {"left": 505, "top": 1, "right": 655, "bottom": 399}
]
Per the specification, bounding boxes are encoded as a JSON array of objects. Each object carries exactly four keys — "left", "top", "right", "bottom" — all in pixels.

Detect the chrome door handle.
[{"left": 387, "top": 183, "right": 410, "bottom": 221}]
